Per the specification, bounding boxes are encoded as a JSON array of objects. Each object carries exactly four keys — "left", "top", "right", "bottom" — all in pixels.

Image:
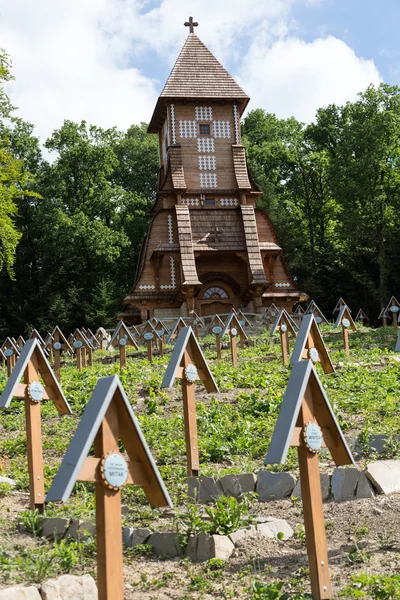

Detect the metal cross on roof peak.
[{"left": 184, "top": 16, "right": 198, "bottom": 34}]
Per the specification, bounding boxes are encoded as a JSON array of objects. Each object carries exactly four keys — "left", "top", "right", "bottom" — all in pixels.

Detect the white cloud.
[
  {"left": 0, "top": 0, "right": 383, "bottom": 146},
  {"left": 237, "top": 35, "right": 382, "bottom": 122}
]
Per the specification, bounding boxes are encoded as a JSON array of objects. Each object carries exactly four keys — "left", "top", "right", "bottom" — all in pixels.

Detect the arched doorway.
[{"left": 198, "top": 284, "right": 233, "bottom": 316}]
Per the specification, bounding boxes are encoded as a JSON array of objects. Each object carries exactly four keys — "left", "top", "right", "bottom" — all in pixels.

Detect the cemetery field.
[{"left": 0, "top": 325, "right": 400, "bottom": 598}]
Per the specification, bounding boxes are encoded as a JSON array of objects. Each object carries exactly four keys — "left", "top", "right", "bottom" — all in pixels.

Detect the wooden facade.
[{"left": 120, "top": 28, "right": 304, "bottom": 323}]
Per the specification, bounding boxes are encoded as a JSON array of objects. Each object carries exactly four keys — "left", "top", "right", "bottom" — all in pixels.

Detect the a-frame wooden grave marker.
[
  {"left": 386, "top": 296, "right": 400, "bottom": 332},
  {"left": 306, "top": 301, "right": 329, "bottom": 326},
  {"left": 293, "top": 304, "right": 305, "bottom": 324},
  {"left": 16, "top": 335, "right": 26, "bottom": 353},
  {"left": 80, "top": 328, "right": 95, "bottom": 366},
  {"left": 332, "top": 297, "right": 350, "bottom": 313},
  {"left": 85, "top": 328, "right": 101, "bottom": 358},
  {"left": 138, "top": 321, "right": 159, "bottom": 362},
  {"left": 30, "top": 328, "right": 46, "bottom": 347},
  {"left": 263, "top": 304, "right": 279, "bottom": 327},
  {"left": 188, "top": 312, "right": 205, "bottom": 339},
  {"left": 355, "top": 308, "right": 368, "bottom": 326},
  {"left": 221, "top": 313, "right": 248, "bottom": 366},
  {"left": 161, "top": 327, "right": 218, "bottom": 476},
  {"left": 1, "top": 337, "right": 20, "bottom": 376},
  {"left": 48, "top": 326, "right": 73, "bottom": 381},
  {"left": 96, "top": 327, "right": 111, "bottom": 350},
  {"left": 46, "top": 375, "right": 171, "bottom": 600},
  {"left": 291, "top": 314, "right": 335, "bottom": 374},
  {"left": 334, "top": 305, "right": 356, "bottom": 357},
  {"left": 378, "top": 306, "right": 389, "bottom": 327},
  {"left": 72, "top": 329, "right": 91, "bottom": 370},
  {"left": 44, "top": 332, "right": 54, "bottom": 362},
  {"left": 271, "top": 309, "right": 298, "bottom": 365},
  {"left": 209, "top": 315, "right": 225, "bottom": 359},
  {"left": 265, "top": 359, "right": 354, "bottom": 600},
  {"left": 166, "top": 317, "right": 186, "bottom": 345},
  {"left": 108, "top": 321, "right": 138, "bottom": 370},
  {"left": 0, "top": 339, "right": 71, "bottom": 511},
  {"left": 0, "top": 348, "right": 6, "bottom": 369}
]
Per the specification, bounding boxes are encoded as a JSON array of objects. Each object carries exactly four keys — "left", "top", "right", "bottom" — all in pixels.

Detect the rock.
[
  {"left": 356, "top": 473, "right": 375, "bottom": 499},
  {"left": 228, "top": 526, "right": 256, "bottom": 545},
  {"left": 131, "top": 528, "right": 151, "bottom": 547},
  {"left": 122, "top": 526, "right": 134, "bottom": 547},
  {"left": 147, "top": 532, "right": 183, "bottom": 557},
  {"left": 64, "top": 520, "right": 95, "bottom": 540},
  {"left": 238, "top": 473, "right": 256, "bottom": 494},
  {"left": 188, "top": 476, "right": 223, "bottom": 503},
  {"left": 40, "top": 574, "right": 97, "bottom": 599},
  {"left": 292, "top": 472, "right": 330, "bottom": 501},
  {"left": 366, "top": 460, "right": 400, "bottom": 494},
  {"left": 196, "top": 532, "right": 211, "bottom": 562},
  {"left": 0, "top": 588, "right": 41, "bottom": 600},
  {"left": 0, "top": 475, "right": 16, "bottom": 486},
  {"left": 256, "top": 518, "right": 293, "bottom": 540},
  {"left": 41, "top": 518, "right": 69, "bottom": 540},
  {"left": 256, "top": 471, "right": 295, "bottom": 501},
  {"left": 331, "top": 468, "right": 360, "bottom": 501},
  {"left": 210, "top": 535, "right": 234, "bottom": 561},
  {"left": 185, "top": 535, "right": 199, "bottom": 561},
  {"left": 121, "top": 504, "right": 130, "bottom": 515},
  {"left": 219, "top": 475, "right": 241, "bottom": 498}
]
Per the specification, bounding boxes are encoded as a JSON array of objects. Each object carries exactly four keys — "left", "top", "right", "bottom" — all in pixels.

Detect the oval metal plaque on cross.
[
  {"left": 100, "top": 453, "right": 129, "bottom": 491},
  {"left": 212, "top": 326, "right": 222, "bottom": 335},
  {"left": 239, "top": 320, "right": 245, "bottom": 327},
  {"left": 73, "top": 340, "right": 83, "bottom": 349},
  {"left": 271, "top": 311, "right": 276, "bottom": 317},
  {"left": 193, "top": 319, "right": 198, "bottom": 325},
  {"left": 3, "top": 349, "right": 13, "bottom": 357},
  {"left": 281, "top": 323, "right": 287, "bottom": 333},
  {"left": 230, "top": 327, "right": 238, "bottom": 337},
  {"left": 308, "top": 347, "right": 319, "bottom": 363},
  {"left": 144, "top": 332, "right": 154, "bottom": 341},
  {"left": 184, "top": 363, "right": 198, "bottom": 383},
  {"left": 27, "top": 381, "right": 45, "bottom": 403},
  {"left": 303, "top": 422, "right": 323, "bottom": 453},
  {"left": 315, "top": 316, "right": 322, "bottom": 324},
  {"left": 157, "top": 330, "right": 165, "bottom": 337},
  {"left": 390, "top": 305, "right": 399, "bottom": 313},
  {"left": 342, "top": 318, "right": 350, "bottom": 328},
  {"left": 53, "top": 342, "right": 62, "bottom": 351},
  {"left": 119, "top": 338, "right": 127, "bottom": 346}
]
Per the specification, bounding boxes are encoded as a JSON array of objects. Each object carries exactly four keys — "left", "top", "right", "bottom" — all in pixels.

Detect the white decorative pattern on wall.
[
  {"left": 213, "top": 120, "right": 231, "bottom": 138},
  {"left": 170, "top": 104, "right": 176, "bottom": 144},
  {"left": 160, "top": 257, "right": 176, "bottom": 289},
  {"left": 200, "top": 173, "right": 217, "bottom": 188},
  {"left": 139, "top": 284, "right": 155, "bottom": 290},
  {"left": 195, "top": 106, "right": 213, "bottom": 120},
  {"left": 198, "top": 155, "right": 216, "bottom": 170},
  {"left": 275, "top": 282, "right": 291, "bottom": 288},
  {"left": 179, "top": 120, "right": 197, "bottom": 138},
  {"left": 167, "top": 215, "right": 173, "bottom": 244},
  {"left": 182, "top": 198, "right": 200, "bottom": 206},
  {"left": 220, "top": 198, "right": 238, "bottom": 207},
  {"left": 233, "top": 105, "right": 240, "bottom": 144},
  {"left": 197, "top": 138, "right": 215, "bottom": 153}
]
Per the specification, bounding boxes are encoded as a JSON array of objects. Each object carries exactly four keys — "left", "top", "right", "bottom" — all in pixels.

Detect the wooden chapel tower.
[{"left": 119, "top": 19, "right": 303, "bottom": 323}]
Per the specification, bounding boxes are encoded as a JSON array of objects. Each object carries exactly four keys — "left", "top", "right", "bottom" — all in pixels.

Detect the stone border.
[{"left": 0, "top": 574, "right": 97, "bottom": 600}]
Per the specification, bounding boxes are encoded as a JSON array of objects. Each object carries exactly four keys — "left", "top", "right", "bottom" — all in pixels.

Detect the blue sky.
[{"left": 0, "top": 0, "right": 395, "bottom": 143}]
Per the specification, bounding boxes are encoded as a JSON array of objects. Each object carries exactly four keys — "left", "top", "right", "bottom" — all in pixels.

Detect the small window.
[
  {"left": 203, "top": 286, "right": 228, "bottom": 299},
  {"left": 204, "top": 198, "right": 215, "bottom": 207},
  {"left": 199, "top": 124, "right": 210, "bottom": 135}
]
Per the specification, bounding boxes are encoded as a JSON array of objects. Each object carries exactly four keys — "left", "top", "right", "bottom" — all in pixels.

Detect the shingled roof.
[{"left": 148, "top": 33, "right": 249, "bottom": 132}]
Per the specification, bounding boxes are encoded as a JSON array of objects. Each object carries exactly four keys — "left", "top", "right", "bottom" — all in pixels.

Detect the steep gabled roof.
[{"left": 148, "top": 33, "right": 249, "bottom": 133}]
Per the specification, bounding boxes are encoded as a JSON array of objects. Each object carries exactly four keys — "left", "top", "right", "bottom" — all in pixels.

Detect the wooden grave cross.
[
  {"left": 161, "top": 327, "right": 218, "bottom": 476},
  {"left": 108, "top": 321, "right": 138, "bottom": 370},
  {"left": 332, "top": 297, "right": 350, "bottom": 314},
  {"left": 386, "top": 296, "right": 400, "bottom": 332},
  {"left": 85, "top": 328, "right": 101, "bottom": 364},
  {"left": 378, "top": 307, "right": 389, "bottom": 328},
  {"left": 1, "top": 337, "right": 20, "bottom": 376},
  {"left": 46, "top": 375, "right": 171, "bottom": 600},
  {"left": 80, "top": 328, "right": 95, "bottom": 366},
  {"left": 16, "top": 335, "right": 26, "bottom": 354},
  {"left": 334, "top": 305, "right": 356, "bottom": 357},
  {"left": 265, "top": 359, "right": 354, "bottom": 600},
  {"left": 291, "top": 314, "right": 335, "bottom": 374},
  {"left": 72, "top": 329, "right": 91, "bottom": 370},
  {"left": 0, "top": 339, "right": 71, "bottom": 511},
  {"left": 189, "top": 312, "right": 205, "bottom": 339},
  {"left": 48, "top": 326, "right": 73, "bottom": 381},
  {"left": 271, "top": 309, "right": 298, "bottom": 365},
  {"left": 166, "top": 317, "right": 186, "bottom": 345},
  {"left": 206, "top": 313, "right": 224, "bottom": 335},
  {"left": 30, "top": 329, "right": 46, "bottom": 348},
  {"left": 221, "top": 313, "right": 248, "bottom": 366},
  {"left": 355, "top": 308, "right": 368, "bottom": 326},
  {"left": 293, "top": 304, "right": 305, "bottom": 323},
  {"left": 306, "top": 301, "right": 329, "bottom": 327},
  {"left": 44, "top": 333, "right": 54, "bottom": 362},
  {"left": 139, "top": 321, "right": 159, "bottom": 362}
]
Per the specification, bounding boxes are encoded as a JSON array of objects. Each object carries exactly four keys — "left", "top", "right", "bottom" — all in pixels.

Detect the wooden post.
[
  {"left": 24, "top": 355, "right": 45, "bottom": 512},
  {"left": 280, "top": 327, "right": 289, "bottom": 366},
  {"left": 342, "top": 326, "right": 349, "bottom": 357},
  {"left": 216, "top": 333, "right": 222, "bottom": 359},
  {"left": 239, "top": 333, "right": 245, "bottom": 350},
  {"left": 82, "top": 348, "right": 87, "bottom": 368},
  {"left": 147, "top": 339, "right": 153, "bottom": 362},
  {"left": 298, "top": 385, "right": 331, "bottom": 600},
  {"left": 87, "top": 347, "right": 93, "bottom": 366},
  {"left": 94, "top": 404, "right": 124, "bottom": 600},
  {"left": 230, "top": 332, "right": 237, "bottom": 367},
  {"left": 76, "top": 348, "right": 82, "bottom": 371},
  {"left": 6, "top": 356, "right": 12, "bottom": 377},
  {"left": 119, "top": 343, "right": 126, "bottom": 371},
  {"left": 182, "top": 351, "right": 199, "bottom": 476},
  {"left": 159, "top": 335, "right": 164, "bottom": 356}
]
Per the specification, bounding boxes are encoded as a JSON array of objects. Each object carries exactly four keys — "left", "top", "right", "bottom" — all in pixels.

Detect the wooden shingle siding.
[
  {"left": 232, "top": 145, "right": 251, "bottom": 190},
  {"left": 169, "top": 146, "right": 186, "bottom": 190},
  {"left": 240, "top": 206, "right": 268, "bottom": 285},
  {"left": 175, "top": 206, "right": 201, "bottom": 285}
]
